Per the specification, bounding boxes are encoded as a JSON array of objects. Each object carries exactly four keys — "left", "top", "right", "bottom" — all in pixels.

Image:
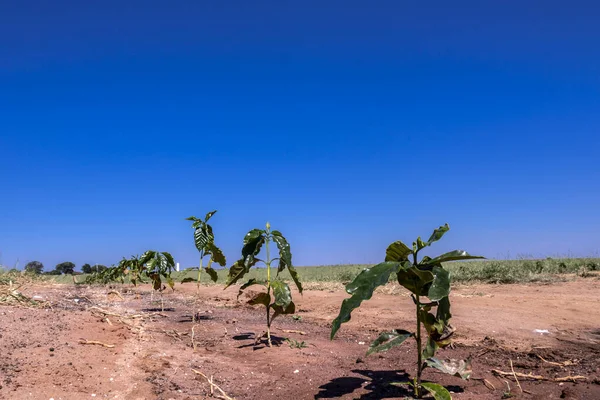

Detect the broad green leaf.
[
  {"left": 181, "top": 277, "right": 195, "bottom": 283},
  {"left": 237, "top": 278, "right": 266, "bottom": 298},
  {"left": 421, "top": 382, "right": 452, "bottom": 400},
  {"left": 385, "top": 241, "right": 412, "bottom": 262},
  {"left": 426, "top": 358, "right": 472, "bottom": 380},
  {"left": 270, "top": 280, "right": 292, "bottom": 308},
  {"left": 422, "top": 337, "right": 439, "bottom": 359},
  {"left": 427, "top": 266, "right": 450, "bottom": 301},
  {"left": 330, "top": 261, "right": 402, "bottom": 339},
  {"left": 248, "top": 292, "right": 270, "bottom": 307},
  {"left": 396, "top": 265, "right": 434, "bottom": 296},
  {"left": 162, "top": 252, "right": 175, "bottom": 269},
  {"left": 207, "top": 242, "right": 227, "bottom": 266},
  {"left": 204, "top": 266, "right": 218, "bottom": 282},
  {"left": 436, "top": 296, "right": 452, "bottom": 324},
  {"left": 242, "top": 229, "right": 266, "bottom": 260},
  {"left": 225, "top": 259, "right": 249, "bottom": 288},
  {"left": 204, "top": 210, "right": 217, "bottom": 222},
  {"left": 366, "top": 330, "right": 413, "bottom": 356},
  {"left": 193, "top": 225, "right": 213, "bottom": 253},
  {"left": 426, "top": 223, "right": 450, "bottom": 246},
  {"left": 271, "top": 300, "right": 295, "bottom": 321},
  {"left": 271, "top": 231, "right": 303, "bottom": 293},
  {"left": 140, "top": 250, "right": 155, "bottom": 265},
  {"left": 425, "top": 250, "right": 485, "bottom": 265}
]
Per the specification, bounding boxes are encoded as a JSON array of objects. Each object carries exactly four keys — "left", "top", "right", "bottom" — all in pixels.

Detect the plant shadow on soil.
[
  {"left": 315, "top": 369, "right": 414, "bottom": 399},
  {"left": 232, "top": 332, "right": 287, "bottom": 349}
]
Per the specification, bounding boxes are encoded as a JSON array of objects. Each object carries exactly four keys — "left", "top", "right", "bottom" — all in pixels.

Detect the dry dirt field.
[{"left": 1, "top": 279, "right": 599, "bottom": 400}]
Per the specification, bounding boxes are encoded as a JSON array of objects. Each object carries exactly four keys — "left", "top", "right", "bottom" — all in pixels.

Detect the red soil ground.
[{"left": 1, "top": 278, "right": 599, "bottom": 399}]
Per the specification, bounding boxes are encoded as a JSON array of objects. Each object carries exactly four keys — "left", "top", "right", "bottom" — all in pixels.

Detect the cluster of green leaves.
[
  {"left": 331, "top": 224, "right": 484, "bottom": 400},
  {"left": 84, "top": 250, "right": 175, "bottom": 291},
  {"left": 225, "top": 222, "right": 302, "bottom": 347},
  {"left": 184, "top": 211, "right": 227, "bottom": 287}
]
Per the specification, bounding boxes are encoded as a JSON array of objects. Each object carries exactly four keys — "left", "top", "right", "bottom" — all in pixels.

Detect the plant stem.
[
  {"left": 415, "top": 294, "right": 422, "bottom": 398},
  {"left": 197, "top": 252, "right": 204, "bottom": 294},
  {"left": 265, "top": 223, "right": 272, "bottom": 347}
]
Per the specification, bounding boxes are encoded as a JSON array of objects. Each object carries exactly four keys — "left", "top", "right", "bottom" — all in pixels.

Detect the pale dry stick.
[
  {"left": 78, "top": 339, "right": 115, "bottom": 348},
  {"left": 471, "top": 377, "right": 495, "bottom": 391},
  {"left": 536, "top": 354, "right": 576, "bottom": 367},
  {"left": 192, "top": 369, "right": 235, "bottom": 400},
  {"left": 492, "top": 369, "right": 587, "bottom": 382},
  {"left": 281, "top": 329, "right": 306, "bottom": 335},
  {"left": 191, "top": 324, "right": 199, "bottom": 350},
  {"left": 105, "top": 317, "right": 113, "bottom": 326},
  {"left": 509, "top": 360, "right": 523, "bottom": 393}
]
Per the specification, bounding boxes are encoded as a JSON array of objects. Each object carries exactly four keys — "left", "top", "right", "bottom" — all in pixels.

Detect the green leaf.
[
  {"left": 385, "top": 241, "right": 412, "bottom": 262},
  {"left": 330, "top": 261, "right": 402, "bottom": 339},
  {"left": 436, "top": 296, "right": 452, "bottom": 324},
  {"left": 271, "top": 300, "right": 295, "bottom": 321},
  {"left": 242, "top": 229, "right": 266, "bottom": 260},
  {"left": 425, "top": 250, "right": 485, "bottom": 265},
  {"left": 204, "top": 210, "right": 217, "bottom": 222},
  {"left": 162, "top": 252, "right": 175, "bottom": 270},
  {"left": 416, "top": 237, "right": 427, "bottom": 250},
  {"left": 225, "top": 259, "right": 250, "bottom": 288},
  {"left": 422, "top": 337, "right": 439, "bottom": 359},
  {"left": 427, "top": 266, "right": 450, "bottom": 301},
  {"left": 271, "top": 231, "right": 303, "bottom": 294},
  {"left": 204, "top": 266, "right": 218, "bottom": 282},
  {"left": 248, "top": 292, "right": 270, "bottom": 307},
  {"left": 193, "top": 225, "right": 214, "bottom": 253},
  {"left": 421, "top": 382, "right": 452, "bottom": 400},
  {"left": 366, "top": 330, "right": 413, "bottom": 356},
  {"left": 426, "top": 357, "right": 472, "bottom": 380},
  {"left": 181, "top": 277, "right": 195, "bottom": 283},
  {"left": 206, "top": 242, "right": 227, "bottom": 266},
  {"left": 270, "top": 280, "right": 292, "bottom": 308},
  {"left": 396, "top": 265, "right": 434, "bottom": 296},
  {"left": 426, "top": 223, "right": 450, "bottom": 246}
]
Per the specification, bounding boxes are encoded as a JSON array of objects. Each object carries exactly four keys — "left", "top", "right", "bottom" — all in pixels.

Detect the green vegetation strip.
[{"left": 37, "top": 257, "right": 600, "bottom": 286}]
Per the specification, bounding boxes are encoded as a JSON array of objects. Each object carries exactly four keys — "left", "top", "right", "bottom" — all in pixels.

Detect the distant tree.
[
  {"left": 24, "top": 261, "right": 44, "bottom": 274},
  {"left": 55, "top": 261, "right": 76, "bottom": 275},
  {"left": 81, "top": 263, "right": 92, "bottom": 274}
]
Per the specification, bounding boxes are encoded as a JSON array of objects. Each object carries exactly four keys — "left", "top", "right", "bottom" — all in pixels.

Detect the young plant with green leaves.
[
  {"left": 330, "top": 224, "right": 484, "bottom": 400},
  {"left": 225, "top": 222, "right": 302, "bottom": 347},
  {"left": 117, "top": 254, "right": 147, "bottom": 287},
  {"left": 184, "top": 211, "right": 227, "bottom": 289},
  {"left": 141, "top": 250, "right": 176, "bottom": 291}
]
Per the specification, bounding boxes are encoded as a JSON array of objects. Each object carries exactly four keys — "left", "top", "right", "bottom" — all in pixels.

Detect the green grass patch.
[{"left": 43, "top": 257, "right": 600, "bottom": 287}]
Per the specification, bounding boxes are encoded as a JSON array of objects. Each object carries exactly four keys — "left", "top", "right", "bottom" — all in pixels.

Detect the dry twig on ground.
[
  {"left": 492, "top": 369, "right": 587, "bottom": 382},
  {"left": 192, "top": 369, "right": 235, "bottom": 400},
  {"left": 78, "top": 339, "right": 116, "bottom": 348}
]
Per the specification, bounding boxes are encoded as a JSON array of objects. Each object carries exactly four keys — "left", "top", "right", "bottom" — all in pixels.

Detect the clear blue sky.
[{"left": 1, "top": 1, "right": 599, "bottom": 271}]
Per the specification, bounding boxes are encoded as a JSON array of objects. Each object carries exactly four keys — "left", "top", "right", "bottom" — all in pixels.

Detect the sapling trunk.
[
  {"left": 197, "top": 253, "right": 204, "bottom": 294},
  {"left": 265, "top": 225, "right": 272, "bottom": 347}
]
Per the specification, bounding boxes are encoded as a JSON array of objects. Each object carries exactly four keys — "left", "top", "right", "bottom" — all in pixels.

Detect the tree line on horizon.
[{"left": 23, "top": 261, "right": 107, "bottom": 275}]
